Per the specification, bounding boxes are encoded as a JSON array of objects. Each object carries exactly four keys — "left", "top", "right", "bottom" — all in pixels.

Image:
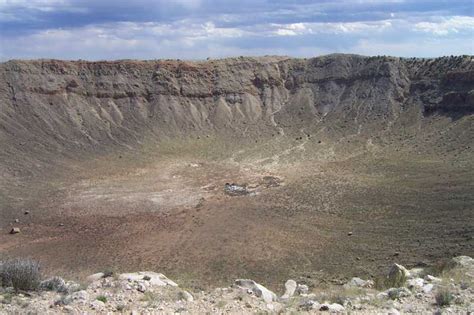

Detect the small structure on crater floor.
[{"left": 224, "top": 183, "right": 249, "bottom": 196}]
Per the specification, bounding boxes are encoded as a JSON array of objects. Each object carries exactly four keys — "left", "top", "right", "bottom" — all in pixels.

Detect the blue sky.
[{"left": 0, "top": 0, "right": 473, "bottom": 60}]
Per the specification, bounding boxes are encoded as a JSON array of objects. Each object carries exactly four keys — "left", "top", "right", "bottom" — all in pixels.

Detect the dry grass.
[{"left": 435, "top": 289, "right": 454, "bottom": 307}]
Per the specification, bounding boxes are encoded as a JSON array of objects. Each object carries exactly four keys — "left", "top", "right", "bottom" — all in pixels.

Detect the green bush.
[{"left": 96, "top": 295, "right": 108, "bottom": 303}]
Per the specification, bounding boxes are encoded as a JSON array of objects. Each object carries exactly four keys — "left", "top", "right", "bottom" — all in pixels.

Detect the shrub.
[
  {"left": 96, "top": 295, "right": 107, "bottom": 303},
  {"left": 0, "top": 259, "right": 41, "bottom": 291},
  {"left": 39, "top": 276, "right": 68, "bottom": 293},
  {"left": 102, "top": 269, "right": 115, "bottom": 278},
  {"left": 435, "top": 289, "right": 454, "bottom": 307}
]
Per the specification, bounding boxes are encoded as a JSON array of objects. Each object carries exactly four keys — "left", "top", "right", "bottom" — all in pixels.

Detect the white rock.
[
  {"left": 387, "top": 308, "right": 400, "bottom": 315},
  {"left": 320, "top": 303, "right": 345, "bottom": 313},
  {"left": 86, "top": 273, "right": 104, "bottom": 283},
  {"left": 119, "top": 272, "right": 178, "bottom": 287},
  {"left": 408, "top": 268, "right": 425, "bottom": 279},
  {"left": 377, "top": 292, "right": 389, "bottom": 300},
  {"left": 63, "top": 305, "right": 75, "bottom": 313},
  {"left": 90, "top": 300, "right": 105, "bottom": 310},
  {"left": 345, "top": 277, "right": 374, "bottom": 288},
  {"left": 281, "top": 279, "right": 297, "bottom": 299},
  {"left": 234, "top": 279, "right": 277, "bottom": 303},
  {"left": 424, "top": 275, "right": 442, "bottom": 283},
  {"left": 179, "top": 290, "right": 194, "bottom": 302},
  {"left": 70, "top": 290, "right": 89, "bottom": 302},
  {"left": 422, "top": 283, "right": 434, "bottom": 293},
  {"left": 296, "top": 284, "right": 309, "bottom": 295},
  {"left": 407, "top": 278, "right": 424, "bottom": 289},
  {"left": 450, "top": 256, "right": 473, "bottom": 268}
]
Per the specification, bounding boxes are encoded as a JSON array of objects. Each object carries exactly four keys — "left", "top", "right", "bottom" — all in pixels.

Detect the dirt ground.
[{"left": 1, "top": 136, "right": 473, "bottom": 291}]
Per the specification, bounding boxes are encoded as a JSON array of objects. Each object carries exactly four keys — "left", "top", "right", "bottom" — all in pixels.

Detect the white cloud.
[
  {"left": 0, "top": 0, "right": 67, "bottom": 10},
  {"left": 0, "top": 13, "right": 472, "bottom": 61},
  {"left": 415, "top": 16, "right": 474, "bottom": 36},
  {"left": 272, "top": 20, "right": 393, "bottom": 36},
  {"left": 170, "top": 0, "right": 202, "bottom": 9}
]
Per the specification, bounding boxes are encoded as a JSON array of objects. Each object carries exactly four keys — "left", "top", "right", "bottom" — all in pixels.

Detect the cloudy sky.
[{"left": 0, "top": 0, "right": 473, "bottom": 60}]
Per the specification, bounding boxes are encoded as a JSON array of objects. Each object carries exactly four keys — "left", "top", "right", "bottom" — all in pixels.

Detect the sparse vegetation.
[
  {"left": 0, "top": 292, "right": 14, "bottom": 305},
  {"left": 216, "top": 300, "right": 227, "bottom": 309},
  {"left": 101, "top": 269, "right": 115, "bottom": 278},
  {"left": 435, "top": 289, "right": 454, "bottom": 307},
  {"left": 141, "top": 291, "right": 160, "bottom": 308},
  {"left": 0, "top": 259, "right": 41, "bottom": 291},
  {"left": 39, "top": 276, "right": 67, "bottom": 292},
  {"left": 96, "top": 295, "right": 108, "bottom": 303},
  {"left": 312, "top": 286, "right": 365, "bottom": 305}
]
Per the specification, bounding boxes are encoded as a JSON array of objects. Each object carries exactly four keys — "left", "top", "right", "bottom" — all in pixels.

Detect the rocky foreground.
[{"left": 0, "top": 256, "right": 473, "bottom": 314}]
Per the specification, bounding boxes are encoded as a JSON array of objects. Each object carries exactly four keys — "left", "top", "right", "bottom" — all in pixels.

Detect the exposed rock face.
[
  {"left": 118, "top": 272, "right": 178, "bottom": 287},
  {"left": 0, "top": 55, "right": 472, "bottom": 170},
  {"left": 1, "top": 256, "right": 474, "bottom": 314}
]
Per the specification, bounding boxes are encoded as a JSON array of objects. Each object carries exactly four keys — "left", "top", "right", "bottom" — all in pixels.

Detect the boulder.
[
  {"left": 319, "top": 303, "right": 345, "bottom": 313},
  {"left": 281, "top": 279, "right": 297, "bottom": 299},
  {"left": 136, "top": 282, "right": 147, "bottom": 293},
  {"left": 387, "top": 308, "right": 401, "bottom": 315},
  {"left": 449, "top": 256, "right": 473, "bottom": 269},
  {"left": 86, "top": 273, "right": 104, "bottom": 283},
  {"left": 422, "top": 283, "right": 434, "bottom": 293},
  {"left": 296, "top": 284, "right": 309, "bottom": 295},
  {"left": 179, "top": 290, "right": 194, "bottom": 302},
  {"left": 119, "top": 272, "right": 178, "bottom": 287},
  {"left": 424, "top": 275, "right": 442, "bottom": 283},
  {"left": 406, "top": 278, "right": 424, "bottom": 290},
  {"left": 234, "top": 279, "right": 277, "bottom": 303},
  {"left": 9, "top": 227, "right": 20, "bottom": 234},
  {"left": 345, "top": 277, "right": 374, "bottom": 288}
]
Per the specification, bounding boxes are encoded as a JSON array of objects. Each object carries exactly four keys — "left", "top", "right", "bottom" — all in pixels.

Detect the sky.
[{"left": 0, "top": 0, "right": 473, "bottom": 60}]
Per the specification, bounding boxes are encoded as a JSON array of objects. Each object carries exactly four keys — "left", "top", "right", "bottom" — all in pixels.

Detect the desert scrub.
[
  {"left": 101, "top": 268, "right": 116, "bottom": 279},
  {"left": 0, "top": 292, "right": 14, "bottom": 305},
  {"left": 435, "top": 289, "right": 454, "bottom": 307},
  {"left": 374, "top": 274, "right": 407, "bottom": 290},
  {"left": 216, "top": 300, "right": 227, "bottom": 309},
  {"left": 96, "top": 295, "right": 108, "bottom": 303},
  {"left": 313, "top": 287, "right": 365, "bottom": 305},
  {"left": 40, "top": 276, "right": 67, "bottom": 292},
  {"left": 0, "top": 259, "right": 41, "bottom": 291},
  {"left": 141, "top": 291, "right": 161, "bottom": 308}
]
